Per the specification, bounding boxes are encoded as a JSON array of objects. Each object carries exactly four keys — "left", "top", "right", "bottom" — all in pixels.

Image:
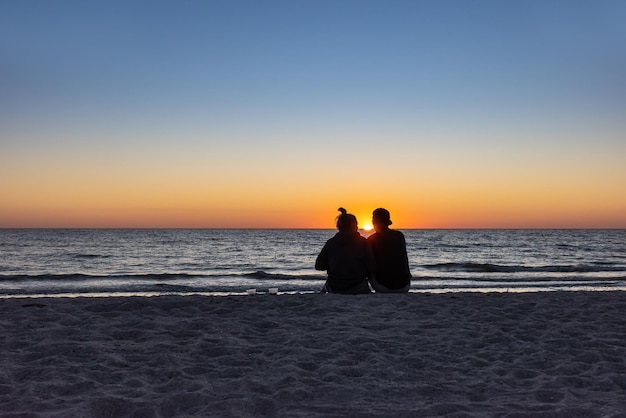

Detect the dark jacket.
[
  {"left": 315, "top": 231, "right": 373, "bottom": 294},
  {"left": 367, "top": 229, "right": 411, "bottom": 290}
]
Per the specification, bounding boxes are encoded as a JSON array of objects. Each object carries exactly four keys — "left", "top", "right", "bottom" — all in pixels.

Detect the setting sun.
[{"left": 362, "top": 223, "right": 374, "bottom": 231}]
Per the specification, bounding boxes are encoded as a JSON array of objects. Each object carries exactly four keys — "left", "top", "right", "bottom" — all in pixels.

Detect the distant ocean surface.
[{"left": 1, "top": 229, "right": 625, "bottom": 297}]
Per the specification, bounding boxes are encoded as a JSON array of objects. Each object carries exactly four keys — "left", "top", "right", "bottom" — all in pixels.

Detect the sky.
[{"left": 1, "top": 0, "right": 625, "bottom": 228}]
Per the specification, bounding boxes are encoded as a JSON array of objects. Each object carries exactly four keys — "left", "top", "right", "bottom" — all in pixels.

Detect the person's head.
[
  {"left": 336, "top": 207, "right": 358, "bottom": 232},
  {"left": 372, "top": 208, "right": 392, "bottom": 231}
]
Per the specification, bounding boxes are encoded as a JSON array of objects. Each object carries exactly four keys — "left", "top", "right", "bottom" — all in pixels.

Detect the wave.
[
  {"left": 0, "top": 271, "right": 326, "bottom": 283},
  {"left": 0, "top": 270, "right": 328, "bottom": 297},
  {"left": 243, "top": 271, "right": 325, "bottom": 281},
  {"left": 414, "top": 275, "right": 626, "bottom": 284},
  {"left": 0, "top": 273, "right": 201, "bottom": 282},
  {"left": 421, "top": 262, "right": 626, "bottom": 273},
  {"left": 71, "top": 253, "right": 112, "bottom": 259}
]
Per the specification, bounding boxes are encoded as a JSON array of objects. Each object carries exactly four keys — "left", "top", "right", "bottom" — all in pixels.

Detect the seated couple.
[{"left": 315, "top": 207, "right": 411, "bottom": 294}]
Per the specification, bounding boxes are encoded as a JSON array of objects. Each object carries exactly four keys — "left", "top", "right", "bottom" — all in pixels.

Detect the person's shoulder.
[
  {"left": 322, "top": 233, "right": 338, "bottom": 245},
  {"left": 327, "top": 233, "right": 342, "bottom": 242},
  {"left": 389, "top": 229, "right": 407, "bottom": 240}
]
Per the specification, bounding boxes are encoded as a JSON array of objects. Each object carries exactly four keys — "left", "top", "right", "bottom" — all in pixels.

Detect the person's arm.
[
  {"left": 365, "top": 240, "right": 377, "bottom": 284},
  {"left": 315, "top": 244, "right": 329, "bottom": 271},
  {"left": 401, "top": 233, "right": 411, "bottom": 278}
]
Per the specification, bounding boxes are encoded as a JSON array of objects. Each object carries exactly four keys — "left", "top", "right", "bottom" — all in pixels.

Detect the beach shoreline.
[{"left": 2, "top": 292, "right": 626, "bottom": 417}]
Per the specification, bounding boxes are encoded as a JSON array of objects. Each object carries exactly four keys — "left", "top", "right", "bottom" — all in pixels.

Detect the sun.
[{"left": 362, "top": 223, "right": 374, "bottom": 232}]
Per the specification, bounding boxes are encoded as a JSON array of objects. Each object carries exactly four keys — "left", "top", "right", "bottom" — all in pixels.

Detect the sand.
[{"left": 1, "top": 292, "right": 626, "bottom": 417}]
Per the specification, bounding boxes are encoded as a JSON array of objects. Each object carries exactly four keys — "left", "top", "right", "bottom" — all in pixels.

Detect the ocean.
[{"left": 1, "top": 229, "right": 625, "bottom": 297}]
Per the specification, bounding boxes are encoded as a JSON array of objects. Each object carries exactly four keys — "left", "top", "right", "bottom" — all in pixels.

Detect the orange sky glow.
[{"left": 2, "top": 2, "right": 625, "bottom": 229}]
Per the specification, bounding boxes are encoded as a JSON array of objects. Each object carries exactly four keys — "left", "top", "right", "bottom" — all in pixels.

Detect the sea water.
[{"left": 1, "top": 229, "right": 625, "bottom": 297}]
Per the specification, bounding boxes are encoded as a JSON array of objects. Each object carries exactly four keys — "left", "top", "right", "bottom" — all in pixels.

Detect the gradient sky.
[{"left": 1, "top": 0, "right": 625, "bottom": 228}]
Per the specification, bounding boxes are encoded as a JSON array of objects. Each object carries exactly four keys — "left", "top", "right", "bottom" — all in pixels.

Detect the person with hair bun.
[
  {"left": 315, "top": 208, "right": 375, "bottom": 294},
  {"left": 367, "top": 208, "right": 411, "bottom": 293}
]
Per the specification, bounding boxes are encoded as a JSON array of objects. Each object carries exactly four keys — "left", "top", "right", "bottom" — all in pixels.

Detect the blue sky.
[
  {"left": 1, "top": 0, "right": 625, "bottom": 227},
  {"left": 4, "top": 1, "right": 624, "bottom": 134}
]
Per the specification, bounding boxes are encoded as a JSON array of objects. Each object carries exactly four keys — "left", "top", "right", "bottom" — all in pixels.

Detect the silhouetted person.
[
  {"left": 367, "top": 208, "right": 411, "bottom": 293},
  {"left": 315, "top": 208, "right": 375, "bottom": 294}
]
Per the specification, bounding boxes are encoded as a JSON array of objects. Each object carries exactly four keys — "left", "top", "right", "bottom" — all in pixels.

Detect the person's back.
[
  {"left": 367, "top": 208, "right": 411, "bottom": 292},
  {"left": 315, "top": 208, "right": 374, "bottom": 294}
]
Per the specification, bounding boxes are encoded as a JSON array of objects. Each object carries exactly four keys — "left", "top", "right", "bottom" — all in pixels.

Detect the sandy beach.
[{"left": 1, "top": 292, "right": 626, "bottom": 417}]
